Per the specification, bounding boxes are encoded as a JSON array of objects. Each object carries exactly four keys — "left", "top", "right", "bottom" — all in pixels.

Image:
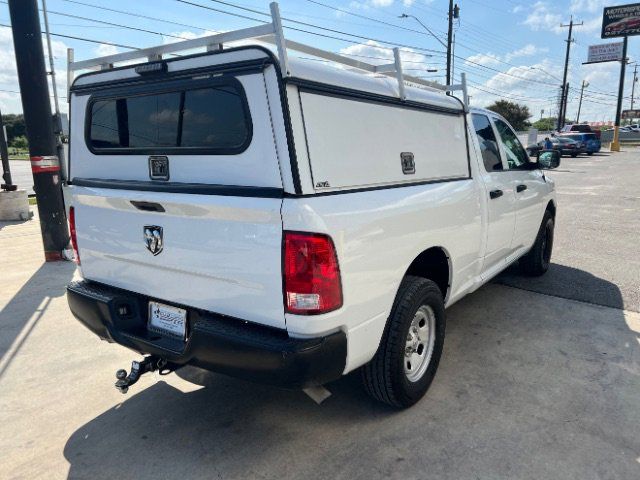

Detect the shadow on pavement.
[
  {"left": 496, "top": 262, "right": 624, "bottom": 310},
  {"left": 62, "top": 267, "right": 640, "bottom": 480},
  {"left": 0, "top": 262, "right": 75, "bottom": 379},
  {"left": 0, "top": 218, "right": 29, "bottom": 232}
]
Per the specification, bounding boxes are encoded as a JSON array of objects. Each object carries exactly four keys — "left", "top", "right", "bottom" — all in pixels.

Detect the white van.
[{"left": 65, "top": 6, "right": 559, "bottom": 407}]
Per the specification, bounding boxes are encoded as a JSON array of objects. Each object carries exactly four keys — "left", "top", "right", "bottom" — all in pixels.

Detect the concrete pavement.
[
  {"left": 1, "top": 150, "right": 639, "bottom": 479},
  {"left": 498, "top": 150, "right": 640, "bottom": 312}
]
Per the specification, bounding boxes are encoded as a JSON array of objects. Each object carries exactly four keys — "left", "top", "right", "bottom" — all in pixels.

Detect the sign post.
[{"left": 600, "top": 4, "right": 640, "bottom": 151}]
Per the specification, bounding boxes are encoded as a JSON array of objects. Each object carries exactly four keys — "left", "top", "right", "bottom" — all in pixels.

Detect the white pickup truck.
[{"left": 65, "top": 17, "right": 559, "bottom": 408}]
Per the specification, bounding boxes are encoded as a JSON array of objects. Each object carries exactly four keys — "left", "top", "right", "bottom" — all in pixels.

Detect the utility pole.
[
  {"left": 446, "top": 2, "right": 459, "bottom": 86},
  {"left": 576, "top": 80, "right": 589, "bottom": 123},
  {"left": 560, "top": 82, "right": 570, "bottom": 127},
  {"left": 8, "top": 0, "right": 69, "bottom": 261},
  {"left": 557, "top": 17, "right": 583, "bottom": 131},
  {"left": 631, "top": 64, "right": 638, "bottom": 110},
  {"left": 611, "top": 36, "right": 628, "bottom": 152}
]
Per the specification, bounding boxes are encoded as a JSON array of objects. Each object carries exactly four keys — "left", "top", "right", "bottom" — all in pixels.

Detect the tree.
[
  {"left": 486, "top": 100, "right": 531, "bottom": 131},
  {"left": 1, "top": 114, "right": 26, "bottom": 144},
  {"left": 10, "top": 135, "right": 28, "bottom": 150},
  {"left": 532, "top": 117, "right": 556, "bottom": 131}
]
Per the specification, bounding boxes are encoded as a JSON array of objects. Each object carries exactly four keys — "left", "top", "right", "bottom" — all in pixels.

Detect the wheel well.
[
  {"left": 404, "top": 247, "right": 450, "bottom": 299},
  {"left": 546, "top": 200, "right": 556, "bottom": 218}
]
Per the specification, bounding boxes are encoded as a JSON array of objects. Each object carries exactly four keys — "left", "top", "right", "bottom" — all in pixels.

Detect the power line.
[
  {"left": 0, "top": 0, "right": 190, "bottom": 40},
  {"left": 175, "top": 0, "right": 444, "bottom": 55},
  {"left": 60, "top": 0, "right": 215, "bottom": 32},
  {"left": 0, "top": 22, "right": 139, "bottom": 50}
]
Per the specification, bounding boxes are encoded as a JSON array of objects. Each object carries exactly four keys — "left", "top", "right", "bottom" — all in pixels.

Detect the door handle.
[
  {"left": 489, "top": 189, "right": 503, "bottom": 199},
  {"left": 131, "top": 200, "right": 165, "bottom": 212},
  {"left": 516, "top": 184, "right": 527, "bottom": 193}
]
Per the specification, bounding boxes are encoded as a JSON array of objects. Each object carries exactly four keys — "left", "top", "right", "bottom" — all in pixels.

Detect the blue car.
[{"left": 563, "top": 133, "right": 601, "bottom": 155}]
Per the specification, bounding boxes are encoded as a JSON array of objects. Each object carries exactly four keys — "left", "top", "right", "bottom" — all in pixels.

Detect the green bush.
[{"left": 10, "top": 135, "right": 28, "bottom": 150}]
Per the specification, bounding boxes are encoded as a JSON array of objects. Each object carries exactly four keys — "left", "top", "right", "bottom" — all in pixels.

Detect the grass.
[{"left": 8, "top": 148, "right": 29, "bottom": 160}]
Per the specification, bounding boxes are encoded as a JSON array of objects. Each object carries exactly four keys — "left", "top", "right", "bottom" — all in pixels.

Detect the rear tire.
[
  {"left": 587, "top": 152, "right": 593, "bottom": 156},
  {"left": 571, "top": 153, "right": 578, "bottom": 157},
  {"left": 520, "top": 211, "right": 554, "bottom": 276},
  {"left": 361, "top": 276, "right": 445, "bottom": 408}
]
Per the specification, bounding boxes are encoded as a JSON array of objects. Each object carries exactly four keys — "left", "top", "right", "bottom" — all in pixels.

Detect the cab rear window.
[{"left": 87, "top": 81, "right": 252, "bottom": 154}]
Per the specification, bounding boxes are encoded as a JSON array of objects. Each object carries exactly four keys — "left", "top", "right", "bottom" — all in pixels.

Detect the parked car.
[
  {"left": 561, "top": 133, "right": 601, "bottom": 155},
  {"left": 560, "top": 123, "right": 601, "bottom": 139},
  {"left": 64, "top": 34, "right": 559, "bottom": 408},
  {"left": 527, "top": 136, "right": 580, "bottom": 157}
]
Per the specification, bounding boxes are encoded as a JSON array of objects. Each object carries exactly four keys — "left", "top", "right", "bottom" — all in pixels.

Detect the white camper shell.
[{"left": 65, "top": 2, "right": 557, "bottom": 407}]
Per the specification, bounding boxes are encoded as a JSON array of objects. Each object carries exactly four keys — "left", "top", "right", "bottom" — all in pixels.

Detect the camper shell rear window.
[{"left": 86, "top": 77, "right": 252, "bottom": 155}]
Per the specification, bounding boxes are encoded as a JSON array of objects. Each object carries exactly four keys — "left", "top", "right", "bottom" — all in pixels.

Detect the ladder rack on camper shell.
[{"left": 66, "top": 2, "right": 468, "bottom": 109}]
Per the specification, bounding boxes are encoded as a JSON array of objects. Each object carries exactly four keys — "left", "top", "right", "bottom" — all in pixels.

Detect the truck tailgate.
[{"left": 70, "top": 186, "right": 285, "bottom": 329}]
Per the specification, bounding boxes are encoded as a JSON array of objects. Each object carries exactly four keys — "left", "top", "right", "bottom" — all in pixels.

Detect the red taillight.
[
  {"left": 283, "top": 231, "right": 342, "bottom": 315},
  {"left": 69, "top": 206, "right": 80, "bottom": 264}
]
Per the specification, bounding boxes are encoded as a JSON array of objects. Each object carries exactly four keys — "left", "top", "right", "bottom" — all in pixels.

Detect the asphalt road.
[
  {"left": 498, "top": 149, "right": 640, "bottom": 312},
  {"left": 7, "top": 160, "right": 33, "bottom": 195},
  {"left": 1, "top": 149, "right": 639, "bottom": 479}
]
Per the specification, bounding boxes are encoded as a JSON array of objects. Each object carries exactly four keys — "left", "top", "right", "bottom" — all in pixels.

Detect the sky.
[{"left": 0, "top": 0, "right": 637, "bottom": 124}]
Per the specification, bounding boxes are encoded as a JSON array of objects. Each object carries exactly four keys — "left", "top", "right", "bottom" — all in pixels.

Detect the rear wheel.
[
  {"left": 571, "top": 153, "right": 578, "bottom": 157},
  {"left": 520, "top": 211, "right": 554, "bottom": 276},
  {"left": 587, "top": 152, "right": 593, "bottom": 156},
  {"left": 361, "top": 276, "right": 445, "bottom": 408}
]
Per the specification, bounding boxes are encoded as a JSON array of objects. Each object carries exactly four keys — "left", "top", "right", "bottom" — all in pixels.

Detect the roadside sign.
[
  {"left": 585, "top": 42, "right": 624, "bottom": 63},
  {"left": 622, "top": 109, "right": 640, "bottom": 118},
  {"left": 602, "top": 3, "right": 640, "bottom": 39}
]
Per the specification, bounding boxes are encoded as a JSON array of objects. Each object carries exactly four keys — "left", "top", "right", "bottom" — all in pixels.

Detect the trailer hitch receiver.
[{"left": 115, "top": 355, "right": 172, "bottom": 394}]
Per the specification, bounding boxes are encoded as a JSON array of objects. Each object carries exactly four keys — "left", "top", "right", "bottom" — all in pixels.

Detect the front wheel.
[
  {"left": 361, "top": 276, "right": 445, "bottom": 408},
  {"left": 520, "top": 211, "right": 554, "bottom": 276}
]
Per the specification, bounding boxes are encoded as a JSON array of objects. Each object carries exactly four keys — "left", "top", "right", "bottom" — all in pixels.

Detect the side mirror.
[{"left": 538, "top": 149, "right": 560, "bottom": 169}]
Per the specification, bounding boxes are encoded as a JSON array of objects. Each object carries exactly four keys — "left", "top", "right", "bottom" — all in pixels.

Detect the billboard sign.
[
  {"left": 586, "top": 42, "right": 624, "bottom": 63},
  {"left": 622, "top": 109, "right": 640, "bottom": 118},
  {"left": 602, "top": 3, "right": 640, "bottom": 38}
]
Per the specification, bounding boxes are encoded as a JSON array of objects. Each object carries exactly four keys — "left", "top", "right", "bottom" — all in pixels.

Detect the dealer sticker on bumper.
[{"left": 148, "top": 301, "right": 187, "bottom": 339}]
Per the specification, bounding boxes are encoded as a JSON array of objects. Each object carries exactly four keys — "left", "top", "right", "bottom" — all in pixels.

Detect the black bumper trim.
[{"left": 67, "top": 280, "right": 346, "bottom": 388}]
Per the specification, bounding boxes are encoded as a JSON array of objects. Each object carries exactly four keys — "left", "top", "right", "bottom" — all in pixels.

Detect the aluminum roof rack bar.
[{"left": 67, "top": 1, "right": 468, "bottom": 109}]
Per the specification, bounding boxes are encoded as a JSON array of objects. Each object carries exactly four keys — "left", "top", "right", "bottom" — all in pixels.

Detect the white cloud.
[
  {"left": 0, "top": 27, "right": 68, "bottom": 114},
  {"left": 94, "top": 44, "right": 118, "bottom": 57},
  {"left": 340, "top": 40, "right": 433, "bottom": 66},
  {"left": 465, "top": 45, "right": 547, "bottom": 67},
  {"left": 522, "top": 2, "right": 564, "bottom": 33},
  {"left": 466, "top": 52, "right": 501, "bottom": 67},
  {"left": 570, "top": 0, "right": 607, "bottom": 13}
]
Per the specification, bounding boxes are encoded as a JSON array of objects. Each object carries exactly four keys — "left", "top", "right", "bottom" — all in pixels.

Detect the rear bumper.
[{"left": 67, "top": 280, "right": 347, "bottom": 388}]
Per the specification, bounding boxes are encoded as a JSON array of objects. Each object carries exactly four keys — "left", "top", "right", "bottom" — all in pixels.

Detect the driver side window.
[{"left": 493, "top": 118, "right": 529, "bottom": 169}]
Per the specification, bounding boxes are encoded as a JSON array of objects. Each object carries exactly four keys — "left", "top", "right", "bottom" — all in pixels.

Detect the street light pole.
[
  {"left": 558, "top": 17, "right": 583, "bottom": 131},
  {"left": 631, "top": 63, "right": 638, "bottom": 110},
  {"left": 398, "top": 14, "right": 447, "bottom": 49}
]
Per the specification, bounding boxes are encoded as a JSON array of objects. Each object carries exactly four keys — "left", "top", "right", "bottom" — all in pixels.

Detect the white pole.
[{"left": 41, "top": 0, "right": 61, "bottom": 117}]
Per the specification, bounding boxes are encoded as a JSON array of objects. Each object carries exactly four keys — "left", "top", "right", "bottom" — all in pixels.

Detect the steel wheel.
[{"left": 404, "top": 305, "right": 436, "bottom": 382}]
